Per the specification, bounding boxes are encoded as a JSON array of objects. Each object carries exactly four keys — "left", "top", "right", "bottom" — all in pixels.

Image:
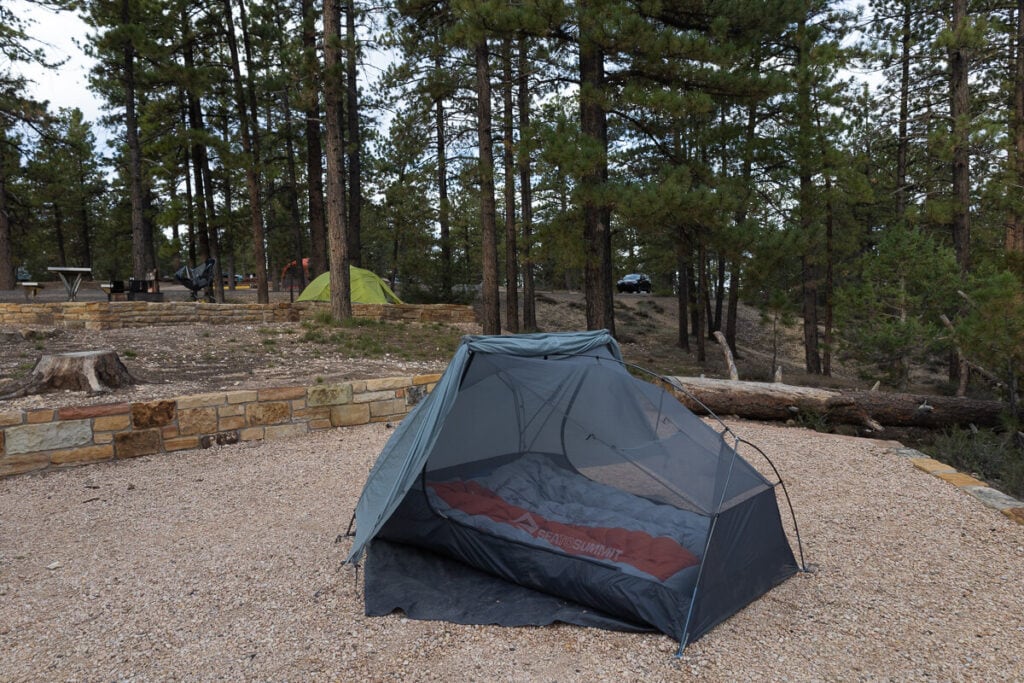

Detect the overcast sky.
[{"left": 12, "top": 0, "right": 104, "bottom": 128}]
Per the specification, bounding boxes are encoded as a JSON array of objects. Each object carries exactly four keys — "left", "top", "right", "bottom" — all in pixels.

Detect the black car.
[{"left": 616, "top": 273, "right": 652, "bottom": 293}]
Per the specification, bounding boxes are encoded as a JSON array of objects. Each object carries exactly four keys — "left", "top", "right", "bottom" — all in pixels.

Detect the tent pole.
[{"left": 678, "top": 512, "right": 720, "bottom": 655}]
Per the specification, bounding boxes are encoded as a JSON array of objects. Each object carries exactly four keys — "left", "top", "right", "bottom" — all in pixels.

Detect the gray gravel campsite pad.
[{"left": 1, "top": 421, "right": 1023, "bottom": 681}]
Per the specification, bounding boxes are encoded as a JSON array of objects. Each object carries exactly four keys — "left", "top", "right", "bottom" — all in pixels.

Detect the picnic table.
[{"left": 47, "top": 266, "right": 92, "bottom": 302}]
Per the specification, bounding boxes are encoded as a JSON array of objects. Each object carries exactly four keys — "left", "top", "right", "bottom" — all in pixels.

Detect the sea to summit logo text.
[{"left": 512, "top": 512, "right": 623, "bottom": 562}]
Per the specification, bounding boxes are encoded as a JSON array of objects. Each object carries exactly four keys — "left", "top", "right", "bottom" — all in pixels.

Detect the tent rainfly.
[
  {"left": 346, "top": 330, "right": 804, "bottom": 649},
  {"left": 296, "top": 266, "right": 402, "bottom": 304}
]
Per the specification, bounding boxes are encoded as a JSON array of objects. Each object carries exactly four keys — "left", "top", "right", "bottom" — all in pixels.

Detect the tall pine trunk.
[
  {"left": 436, "top": 53, "right": 452, "bottom": 300},
  {"left": 182, "top": 139, "right": 197, "bottom": 267},
  {"left": 948, "top": 0, "right": 971, "bottom": 387},
  {"left": 324, "top": 0, "right": 351, "bottom": 320},
  {"left": 502, "top": 39, "right": 519, "bottom": 333},
  {"left": 76, "top": 158, "right": 92, "bottom": 269},
  {"left": 579, "top": 2, "right": 614, "bottom": 336},
  {"left": 823, "top": 175, "right": 835, "bottom": 377},
  {"left": 676, "top": 236, "right": 690, "bottom": 352},
  {"left": 302, "top": 0, "right": 328, "bottom": 277},
  {"left": 696, "top": 241, "right": 708, "bottom": 362},
  {"left": 182, "top": 7, "right": 223, "bottom": 300},
  {"left": 896, "top": 0, "right": 911, "bottom": 220},
  {"left": 283, "top": 92, "right": 307, "bottom": 289},
  {"left": 949, "top": 0, "right": 971, "bottom": 273},
  {"left": 726, "top": 100, "right": 758, "bottom": 355},
  {"left": 345, "top": 0, "right": 362, "bottom": 267},
  {"left": 123, "top": 0, "right": 148, "bottom": 280},
  {"left": 0, "top": 155, "right": 12, "bottom": 289},
  {"left": 271, "top": 10, "right": 307, "bottom": 289},
  {"left": 518, "top": 37, "right": 536, "bottom": 331},
  {"left": 1009, "top": 0, "right": 1024, "bottom": 255},
  {"left": 476, "top": 40, "right": 500, "bottom": 335},
  {"left": 796, "top": 15, "right": 822, "bottom": 374},
  {"left": 223, "top": 0, "right": 269, "bottom": 302}
]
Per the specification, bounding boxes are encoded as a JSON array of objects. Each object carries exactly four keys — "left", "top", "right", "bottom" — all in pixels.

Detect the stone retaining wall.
[
  {"left": 0, "top": 373, "right": 441, "bottom": 479},
  {"left": 0, "top": 301, "right": 476, "bottom": 331}
]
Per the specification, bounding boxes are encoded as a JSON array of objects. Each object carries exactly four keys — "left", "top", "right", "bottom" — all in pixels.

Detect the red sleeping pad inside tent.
[{"left": 429, "top": 479, "right": 700, "bottom": 582}]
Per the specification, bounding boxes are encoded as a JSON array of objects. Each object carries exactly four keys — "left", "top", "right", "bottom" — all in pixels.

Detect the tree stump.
[{"left": 0, "top": 350, "right": 138, "bottom": 399}]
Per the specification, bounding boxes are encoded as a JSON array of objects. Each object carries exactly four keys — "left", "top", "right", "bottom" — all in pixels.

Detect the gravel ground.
[{"left": 2, "top": 421, "right": 1023, "bottom": 681}]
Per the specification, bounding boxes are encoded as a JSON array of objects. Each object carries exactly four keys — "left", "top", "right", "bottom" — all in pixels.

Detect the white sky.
[{"left": 11, "top": 0, "right": 104, "bottom": 126}]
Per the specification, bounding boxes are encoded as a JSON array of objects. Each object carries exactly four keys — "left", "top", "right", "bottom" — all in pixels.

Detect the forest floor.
[{"left": 0, "top": 282, "right": 939, "bottom": 413}]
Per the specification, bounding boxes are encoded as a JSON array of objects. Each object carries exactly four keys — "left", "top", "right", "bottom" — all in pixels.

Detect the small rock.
[{"left": 46, "top": 561, "right": 62, "bottom": 571}]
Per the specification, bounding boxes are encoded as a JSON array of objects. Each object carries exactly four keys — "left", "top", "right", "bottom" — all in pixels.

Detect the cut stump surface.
[{"left": 0, "top": 350, "right": 138, "bottom": 399}]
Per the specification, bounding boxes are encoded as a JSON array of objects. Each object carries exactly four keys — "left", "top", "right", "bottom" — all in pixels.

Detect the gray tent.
[{"left": 346, "top": 330, "right": 802, "bottom": 647}]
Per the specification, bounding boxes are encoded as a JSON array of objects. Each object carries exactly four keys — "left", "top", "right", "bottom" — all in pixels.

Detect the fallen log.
[
  {"left": 665, "top": 376, "right": 1017, "bottom": 431},
  {"left": 0, "top": 350, "right": 138, "bottom": 399}
]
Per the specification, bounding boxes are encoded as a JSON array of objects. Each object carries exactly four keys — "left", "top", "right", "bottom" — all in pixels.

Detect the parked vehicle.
[{"left": 616, "top": 273, "right": 652, "bottom": 293}]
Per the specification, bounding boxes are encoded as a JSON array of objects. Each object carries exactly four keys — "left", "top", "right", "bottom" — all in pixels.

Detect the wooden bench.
[{"left": 18, "top": 282, "right": 43, "bottom": 300}]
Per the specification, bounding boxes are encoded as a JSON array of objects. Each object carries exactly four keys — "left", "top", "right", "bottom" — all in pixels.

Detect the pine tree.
[{"left": 325, "top": 0, "right": 353, "bottom": 320}]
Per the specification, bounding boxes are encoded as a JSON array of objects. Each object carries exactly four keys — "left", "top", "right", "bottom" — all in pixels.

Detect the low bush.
[{"left": 925, "top": 426, "right": 1024, "bottom": 499}]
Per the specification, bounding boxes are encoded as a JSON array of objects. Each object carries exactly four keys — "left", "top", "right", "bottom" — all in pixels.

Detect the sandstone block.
[
  {"left": 370, "top": 398, "right": 407, "bottom": 418},
  {"left": 306, "top": 383, "right": 353, "bottom": 407},
  {"left": 0, "top": 411, "right": 23, "bottom": 427},
  {"left": 352, "top": 390, "right": 399, "bottom": 404},
  {"left": 131, "top": 400, "right": 176, "bottom": 429},
  {"left": 218, "top": 404, "right": 245, "bottom": 417},
  {"left": 94, "top": 414, "right": 131, "bottom": 432},
  {"left": 935, "top": 471, "right": 987, "bottom": 488},
  {"left": 413, "top": 373, "right": 443, "bottom": 385},
  {"left": 179, "top": 407, "right": 218, "bottom": 436},
  {"left": 1003, "top": 507, "right": 1024, "bottom": 525},
  {"left": 162, "top": 438, "right": 200, "bottom": 454},
  {"left": 330, "top": 403, "right": 370, "bottom": 427},
  {"left": 50, "top": 444, "right": 115, "bottom": 465},
  {"left": 27, "top": 409, "right": 55, "bottom": 424},
  {"left": 246, "top": 402, "right": 290, "bottom": 426},
  {"left": 226, "top": 390, "right": 259, "bottom": 404},
  {"left": 175, "top": 393, "right": 226, "bottom": 409},
  {"left": 257, "top": 386, "right": 306, "bottom": 401},
  {"left": 114, "top": 429, "right": 162, "bottom": 459},
  {"left": 5, "top": 420, "right": 92, "bottom": 455},
  {"left": 365, "top": 376, "right": 411, "bottom": 392},
  {"left": 218, "top": 416, "right": 245, "bottom": 431},
  {"left": 293, "top": 406, "right": 331, "bottom": 421},
  {"left": 308, "top": 419, "right": 333, "bottom": 430},
  {"left": 910, "top": 457, "right": 956, "bottom": 475},
  {"left": 57, "top": 403, "right": 131, "bottom": 420},
  {"left": 0, "top": 453, "right": 50, "bottom": 477}
]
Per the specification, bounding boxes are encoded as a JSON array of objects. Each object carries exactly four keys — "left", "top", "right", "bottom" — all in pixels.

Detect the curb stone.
[{"left": 891, "top": 446, "right": 1024, "bottom": 525}]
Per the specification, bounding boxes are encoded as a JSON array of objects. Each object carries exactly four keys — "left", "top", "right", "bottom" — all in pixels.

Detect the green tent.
[{"left": 296, "top": 266, "right": 403, "bottom": 304}]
